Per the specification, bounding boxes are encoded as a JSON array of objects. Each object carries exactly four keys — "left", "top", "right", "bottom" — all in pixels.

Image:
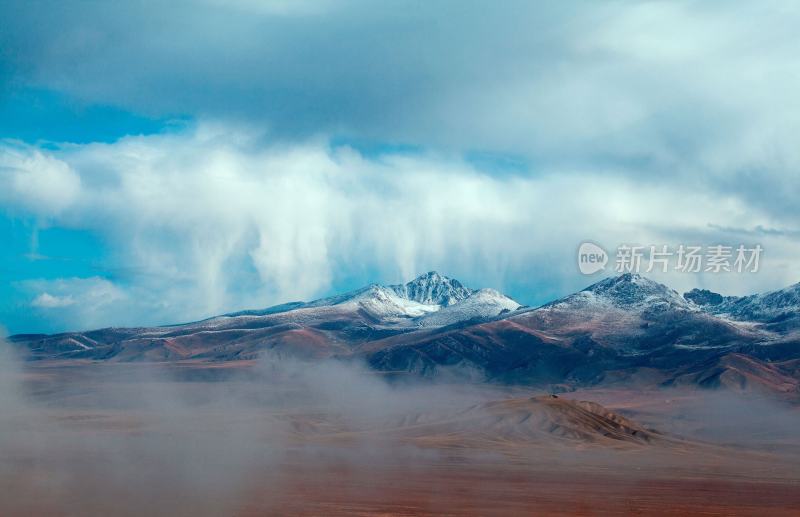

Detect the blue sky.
[{"left": 1, "top": 1, "right": 799, "bottom": 334}]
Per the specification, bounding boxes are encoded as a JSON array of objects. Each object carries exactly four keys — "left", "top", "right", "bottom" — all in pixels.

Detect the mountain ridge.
[
  {"left": 684, "top": 282, "right": 800, "bottom": 324},
  {"left": 8, "top": 273, "right": 800, "bottom": 397}
]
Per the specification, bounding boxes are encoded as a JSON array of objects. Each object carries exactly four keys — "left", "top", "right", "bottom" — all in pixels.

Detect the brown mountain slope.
[{"left": 667, "top": 353, "right": 800, "bottom": 395}]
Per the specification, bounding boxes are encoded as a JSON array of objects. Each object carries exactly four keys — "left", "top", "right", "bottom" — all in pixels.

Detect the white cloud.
[
  {"left": 0, "top": 143, "right": 81, "bottom": 217},
  {"left": 3, "top": 124, "right": 799, "bottom": 330},
  {"left": 1, "top": 1, "right": 799, "bottom": 332},
  {"left": 5, "top": 1, "right": 799, "bottom": 184},
  {"left": 31, "top": 293, "right": 75, "bottom": 309},
  {"left": 22, "top": 277, "right": 127, "bottom": 329}
]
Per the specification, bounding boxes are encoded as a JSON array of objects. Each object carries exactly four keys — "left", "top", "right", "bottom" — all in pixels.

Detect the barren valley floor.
[{"left": 1, "top": 362, "right": 799, "bottom": 516}]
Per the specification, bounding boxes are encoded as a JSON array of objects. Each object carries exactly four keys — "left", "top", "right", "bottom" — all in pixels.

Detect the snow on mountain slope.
[
  {"left": 223, "top": 301, "right": 306, "bottom": 318},
  {"left": 685, "top": 283, "right": 800, "bottom": 323},
  {"left": 513, "top": 273, "right": 766, "bottom": 355},
  {"left": 330, "top": 285, "right": 441, "bottom": 319},
  {"left": 242, "top": 271, "right": 485, "bottom": 323},
  {"left": 543, "top": 273, "right": 690, "bottom": 314},
  {"left": 417, "top": 289, "right": 520, "bottom": 327},
  {"left": 581, "top": 273, "right": 689, "bottom": 309},
  {"left": 215, "top": 272, "right": 502, "bottom": 326},
  {"left": 389, "top": 271, "right": 474, "bottom": 306},
  {"left": 12, "top": 273, "right": 800, "bottom": 393},
  {"left": 314, "top": 273, "right": 518, "bottom": 324}
]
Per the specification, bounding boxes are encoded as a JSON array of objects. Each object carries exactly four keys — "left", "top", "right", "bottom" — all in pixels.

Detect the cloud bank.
[
  {"left": 2, "top": 123, "right": 798, "bottom": 331},
  {"left": 2, "top": 1, "right": 798, "bottom": 198}
]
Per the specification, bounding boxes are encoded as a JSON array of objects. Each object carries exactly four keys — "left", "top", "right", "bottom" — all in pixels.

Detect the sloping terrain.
[
  {"left": 364, "top": 274, "right": 798, "bottom": 393},
  {"left": 10, "top": 272, "right": 521, "bottom": 362},
  {"left": 666, "top": 353, "right": 800, "bottom": 394},
  {"left": 686, "top": 282, "right": 800, "bottom": 323},
  {"left": 6, "top": 361, "right": 800, "bottom": 516},
  {"left": 385, "top": 395, "right": 665, "bottom": 449},
  {"left": 9, "top": 272, "right": 800, "bottom": 394}
]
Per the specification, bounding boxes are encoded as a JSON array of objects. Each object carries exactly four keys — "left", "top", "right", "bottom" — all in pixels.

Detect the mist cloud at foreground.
[
  {"left": 2, "top": 126, "right": 799, "bottom": 333},
  {"left": 0, "top": 343, "right": 507, "bottom": 515},
  {"left": 3, "top": 337, "right": 800, "bottom": 514}
]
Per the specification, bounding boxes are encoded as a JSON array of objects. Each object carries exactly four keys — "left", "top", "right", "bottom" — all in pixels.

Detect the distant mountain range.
[
  {"left": 684, "top": 282, "right": 800, "bottom": 329},
  {"left": 9, "top": 272, "right": 800, "bottom": 396}
]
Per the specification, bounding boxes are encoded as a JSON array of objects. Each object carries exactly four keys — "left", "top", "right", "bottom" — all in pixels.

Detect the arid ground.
[{"left": 1, "top": 360, "right": 799, "bottom": 516}]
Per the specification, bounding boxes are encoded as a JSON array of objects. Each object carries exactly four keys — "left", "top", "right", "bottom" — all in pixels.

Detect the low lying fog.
[
  {"left": 2, "top": 338, "right": 799, "bottom": 515},
  {"left": 0, "top": 341, "right": 513, "bottom": 515}
]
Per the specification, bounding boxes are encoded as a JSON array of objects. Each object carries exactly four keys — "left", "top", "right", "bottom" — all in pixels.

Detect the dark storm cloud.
[{"left": 3, "top": 1, "right": 799, "bottom": 214}]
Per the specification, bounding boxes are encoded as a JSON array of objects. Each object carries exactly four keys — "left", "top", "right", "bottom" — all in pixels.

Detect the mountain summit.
[
  {"left": 304, "top": 271, "right": 485, "bottom": 319},
  {"left": 581, "top": 273, "right": 687, "bottom": 308},
  {"left": 9, "top": 272, "right": 800, "bottom": 395},
  {"left": 389, "top": 271, "right": 474, "bottom": 307},
  {"left": 686, "top": 282, "right": 800, "bottom": 325},
  {"left": 541, "top": 273, "right": 689, "bottom": 313}
]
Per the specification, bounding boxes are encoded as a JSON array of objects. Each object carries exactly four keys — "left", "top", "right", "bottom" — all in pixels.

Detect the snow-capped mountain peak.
[
  {"left": 581, "top": 273, "right": 687, "bottom": 307},
  {"left": 347, "top": 285, "right": 441, "bottom": 318},
  {"left": 389, "top": 271, "right": 474, "bottom": 307},
  {"left": 542, "top": 273, "right": 689, "bottom": 312},
  {"left": 686, "top": 282, "right": 800, "bottom": 322},
  {"left": 218, "top": 272, "right": 516, "bottom": 328},
  {"left": 417, "top": 288, "right": 521, "bottom": 327}
]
